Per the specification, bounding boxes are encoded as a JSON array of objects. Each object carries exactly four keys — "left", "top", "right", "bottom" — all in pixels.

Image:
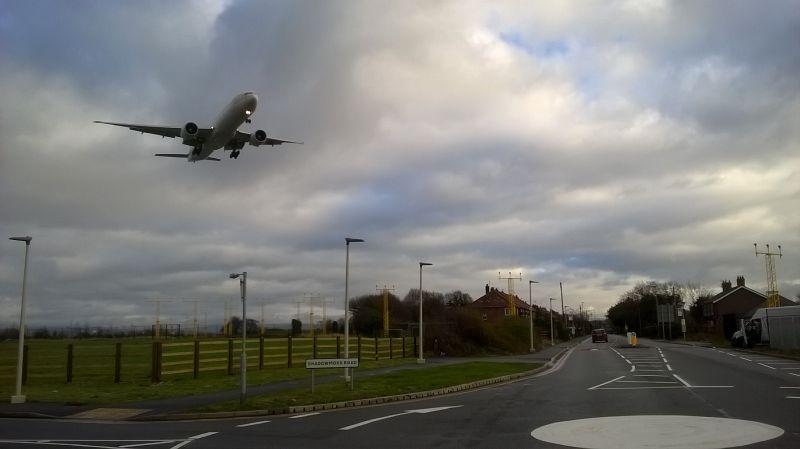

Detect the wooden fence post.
[
  {"left": 259, "top": 336, "right": 264, "bottom": 370},
  {"left": 336, "top": 335, "right": 341, "bottom": 358},
  {"left": 114, "top": 343, "right": 122, "bottom": 384},
  {"left": 374, "top": 336, "right": 379, "bottom": 360},
  {"left": 193, "top": 340, "right": 200, "bottom": 379},
  {"left": 287, "top": 336, "right": 293, "bottom": 368},
  {"left": 21, "top": 345, "right": 28, "bottom": 386},
  {"left": 402, "top": 335, "right": 406, "bottom": 358},
  {"left": 151, "top": 341, "right": 162, "bottom": 383},
  {"left": 313, "top": 334, "right": 318, "bottom": 358},
  {"left": 66, "top": 344, "right": 73, "bottom": 383},
  {"left": 227, "top": 339, "right": 234, "bottom": 375},
  {"left": 413, "top": 335, "right": 417, "bottom": 358},
  {"left": 390, "top": 336, "right": 393, "bottom": 359},
  {"left": 357, "top": 336, "right": 362, "bottom": 361}
]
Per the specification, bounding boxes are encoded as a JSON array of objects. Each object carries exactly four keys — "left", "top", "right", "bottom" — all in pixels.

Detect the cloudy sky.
[{"left": 1, "top": 0, "right": 798, "bottom": 330}]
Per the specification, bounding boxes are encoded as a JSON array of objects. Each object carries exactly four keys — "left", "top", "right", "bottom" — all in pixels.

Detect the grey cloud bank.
[{"left": 1, "top": 0, "right": 798, "bottom": 329}]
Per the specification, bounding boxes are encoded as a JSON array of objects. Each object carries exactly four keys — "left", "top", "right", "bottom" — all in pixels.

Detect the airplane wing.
[
  {"left": 94, "top": 121, "right": 213, "bottom": 140},
  {"left": 155, "top": 153, "right": 220, "bottom": 161},
  {"left": 94, "top": 121, "right": 182, "bottom": 138},
  {"left": 233, "top": 130, "right": 303, "bottom": 147}
]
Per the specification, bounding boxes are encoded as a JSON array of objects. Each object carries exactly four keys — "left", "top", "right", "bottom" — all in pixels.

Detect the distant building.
[
  {"left": 701, "top": 276, "right": 795, "bottom": 338},
  {"left": 467, "top": 284, "right": 532, "bottom": 322}
]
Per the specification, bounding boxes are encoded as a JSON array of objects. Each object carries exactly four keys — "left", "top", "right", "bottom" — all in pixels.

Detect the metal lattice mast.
[
  {"left": 499, "top": 272, "right": 523, "bottom": 316},
  {"left": 754, "top": 243, "right": 783, "bottom": 308},
  {"left": 376, "top": 285, "right": 396, "bottom": 337}
]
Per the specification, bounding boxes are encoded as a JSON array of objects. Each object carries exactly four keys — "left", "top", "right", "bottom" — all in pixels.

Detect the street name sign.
[{"left": 305, "top": 358, "right": 359, "bottom": 369}]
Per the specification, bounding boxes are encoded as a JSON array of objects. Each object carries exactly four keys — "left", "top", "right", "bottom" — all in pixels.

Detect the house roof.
[
  {"left": 710, "top": 285, "right": 795, "bottom": 305},
  {"left": 468, "top": 288, "right": 530, "bottom": 309}
]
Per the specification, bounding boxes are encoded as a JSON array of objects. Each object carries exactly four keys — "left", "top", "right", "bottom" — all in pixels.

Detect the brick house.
[
  {"left": 702, "top": 276, "right": 795, "bottom": 338},
  {"left": 467, "top": 284, "right": 532, "bottom": 322}
]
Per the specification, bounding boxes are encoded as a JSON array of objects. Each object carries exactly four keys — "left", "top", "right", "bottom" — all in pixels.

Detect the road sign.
[{"left": 305, "top": 358, "right": 359, "bottom": 369}]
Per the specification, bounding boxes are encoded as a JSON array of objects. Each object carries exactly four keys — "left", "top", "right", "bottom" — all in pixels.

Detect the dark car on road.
[{"left": 592, "top": 328, "right": 608, "bottom": 343}]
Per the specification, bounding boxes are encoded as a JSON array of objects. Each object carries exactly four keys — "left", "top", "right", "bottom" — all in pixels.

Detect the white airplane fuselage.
[{"left": 190, "top": 92, "right": 258, "bottom": 161}]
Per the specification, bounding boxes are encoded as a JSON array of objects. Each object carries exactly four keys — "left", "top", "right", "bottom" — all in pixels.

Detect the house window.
[
  {"left": 482, "top": 314, "right": 487, "bottom": 321},
  {"left": 504, "top": 308, "right": 511, "bottom": 316}
]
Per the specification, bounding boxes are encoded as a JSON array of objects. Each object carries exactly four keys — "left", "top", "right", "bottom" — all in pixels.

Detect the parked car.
[{"left": 591, "top": 328, "right": 608, "bottom": 343}]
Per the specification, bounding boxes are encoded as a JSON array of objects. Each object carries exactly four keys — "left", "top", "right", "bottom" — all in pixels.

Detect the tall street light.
[
  {"left": 344, "top": 237, "right": 364, "bottom": 382},
  {"left": 549, "top": 297, "right": 557, "bottom": 347},
  {"left": 229, "top": 271, "right": 247, "bottom": 404},
  {"left": 528, "top": 280, "right": 538, "bottom": 353},
  {"left": 418, "top": 262, "right": 433, "bottom": 364},
  {"left": 9, "top": 236, "right": 31, "bottom": 404}
]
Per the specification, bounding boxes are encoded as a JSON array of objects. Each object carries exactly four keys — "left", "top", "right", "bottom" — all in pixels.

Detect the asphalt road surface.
[{"left": 1, "top": 336, "right": 799, "bottom": 448}]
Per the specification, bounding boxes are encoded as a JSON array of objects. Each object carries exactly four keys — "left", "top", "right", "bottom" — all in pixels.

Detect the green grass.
[
  {"left": 195, "top": 361, "right": 539, "bottom": 413},
  {"left": 0, "top": 336, "right": 415, "bottom": 404}
]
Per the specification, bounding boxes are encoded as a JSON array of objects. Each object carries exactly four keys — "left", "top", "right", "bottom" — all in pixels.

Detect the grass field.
[
  {"left": 0, "top": 336, "right": 415, "bottom": 404},
  {"left": 195, "top": 361, "right": 539, "bottom": 413}
]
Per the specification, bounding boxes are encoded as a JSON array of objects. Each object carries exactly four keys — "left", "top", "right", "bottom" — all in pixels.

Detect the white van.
[{"left": 732, "top": 305, "right": 800, "bottom": 348}]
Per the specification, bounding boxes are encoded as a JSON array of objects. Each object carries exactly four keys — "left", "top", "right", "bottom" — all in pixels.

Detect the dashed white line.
[
  {"left": 673, "top": 374, "right": 692, "bottom": 388},
  {"left": 289, "top": 412, "right": 320, "bottom": 419},
  {"left": 758, "top": 363, "right": 777, "bottom": 370},
  {"left": 787, "top": 396, "right": 800, "bottom": 400},
  {"left": 666, "top": 364, "right": 673, "bottom": 371},
  {"left": 588, "top": 376, "right": 625, "bottom": 390},
  {"left": 236, "top": 420, "right": 271, "bottom": 428},
  {"left": 739, "top": 357, "right": 752, "bottom": 361},
  {"left": 170, "top": 432, "right": 218, "bottom": 449},
  {"left": 789, "top": 373, "right": 800, "bottom": 378}
]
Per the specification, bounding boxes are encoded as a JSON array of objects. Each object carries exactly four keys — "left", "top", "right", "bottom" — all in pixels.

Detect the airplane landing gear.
[{"left": 230, "top": 150, "right": 240, "bottom": 159}]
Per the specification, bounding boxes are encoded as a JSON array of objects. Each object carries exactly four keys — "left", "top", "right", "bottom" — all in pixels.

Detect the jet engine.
[
  {"left": 249, "top": 129, "right": 268, "bottom": 146},
  {"left": 181, "top": 122, "right": 199, "bottom": 143}
]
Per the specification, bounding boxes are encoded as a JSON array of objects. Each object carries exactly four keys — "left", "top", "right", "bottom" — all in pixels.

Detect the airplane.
[{"left": 94, "top": 92, "right": 301, "bottom": 161}]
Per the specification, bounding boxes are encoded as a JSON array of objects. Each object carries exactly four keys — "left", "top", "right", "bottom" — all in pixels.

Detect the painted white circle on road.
[{"left": 531, "top": 415, "right": 783, "bottom": 449}]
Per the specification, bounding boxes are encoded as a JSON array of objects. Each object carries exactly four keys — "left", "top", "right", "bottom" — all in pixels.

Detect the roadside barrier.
[{"left": 0, "top": 335, "right": 413, "bottom": 385}]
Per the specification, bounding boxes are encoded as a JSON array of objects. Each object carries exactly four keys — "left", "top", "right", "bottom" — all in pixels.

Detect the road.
[{"left": 1, "top": 336, "right": 799, "bottom": 448}]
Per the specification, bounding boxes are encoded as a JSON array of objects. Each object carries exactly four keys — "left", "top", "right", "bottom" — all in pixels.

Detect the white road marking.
[
  {"left": 339, "top": 406, "right": 462, "bottom": 431},
  {"left": 617, "top": 380, "right": 678, "bottom": 384},
  {"left": 780, "top": 367, "right": 800, "bottom": 370},
  {"left": 122, "top": 442, "right": 174, "bottom": 448},
  {"left": 637, "top": 369, "right": 665, "bottom": 372},
  {"left": 288, "top": 412, "right": 320, "bottom": 419},
  {"left": 170, "top": 432, "right": 218, "bottom": 449},
  {"left": 236, "top": 420, "right": 271, "bottom": 427},
  {"left": 787, "top": 396, "right": 800, "bottom": 399},
  {"left": 673, "top": 374, "right": 692, "bottom": 387},
  {"left": 630, "top": 365, "right": 635, "bottom": 372},
  {"left": 758, "top": 363, "right": 777, "bottom": 370},
  {"left": 531, "top": 415, "right": 784, "bottom": 448},
  {"left": 588, "top": 376, "right": 625, "bottom": 390},
  {"left": 779, "top": 386, "right": 800, "bottom": 389},
  {"left": 666, "top": 364, "right": 673, "bottom": 371},
  {"left": 789, "top": 373, "right": 800, "bottom": 377},
  {"left": 739, "top": 357, "right": 752, "bottom": 361},
  {"left": 634, "top": 374, "right": 671, "bottom": 377}
]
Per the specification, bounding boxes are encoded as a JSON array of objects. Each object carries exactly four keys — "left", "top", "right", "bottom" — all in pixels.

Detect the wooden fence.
[{"left": 0, "top": 335, "right": 414, "bottom": 385}]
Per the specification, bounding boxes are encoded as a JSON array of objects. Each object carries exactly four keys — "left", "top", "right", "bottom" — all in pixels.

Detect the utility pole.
[
  {"left": 559, "top": 283, "right": 566, "bottom": 327},
  {"left": 755, "top": 243, "right": 783, "bottom": 308},
  {"left": 498, "top": 272, "right": 523, "bottom": 316},
  {"left": 376, "top": 285, "right": 396, "bottom": 337},
  {"left": 146, "top": 299, "right": 172, "bottom": 339},
  {"left": 183, "top": 299, "right": 200, "bottom": 339}
]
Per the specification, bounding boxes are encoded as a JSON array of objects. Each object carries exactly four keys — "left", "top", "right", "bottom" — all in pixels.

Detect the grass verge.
[
  {"left": 2, "top": 358, "right": 413, "bottom": 405},
  {"left": 194, "top": 361, "right": 538, "bottom": 413}
]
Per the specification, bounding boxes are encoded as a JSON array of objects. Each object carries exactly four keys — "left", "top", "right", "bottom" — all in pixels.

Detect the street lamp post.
[
  {"left": 549, "top": 297, "right": 557, "bottom": 347},
  {"left": 229, "top": 271, "right": 247, "bottom": 404},
  {"left": 344, "top": 238, "right": 364, "bottom": 382},
  {"left": 529, "top": 280, "right": 538, "bottom": 352},
  {"left": 9, "top": 236, "right": 32, "bottom": 404},
  {"left": 418, "top": 262, "right": 432, "bottom": 364}
]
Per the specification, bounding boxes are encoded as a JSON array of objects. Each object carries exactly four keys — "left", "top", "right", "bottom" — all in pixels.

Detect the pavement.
[{"left": 0, "top": 340, "right": 575, "bottom": 421}]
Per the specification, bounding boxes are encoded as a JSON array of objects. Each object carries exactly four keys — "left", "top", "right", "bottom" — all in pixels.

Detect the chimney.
[
  {"left": 721, "top": 280, "right": 732, "bottom": 292},
  {"left": 736, "top": 275, "right": 745, "bottom": 287},
  {"left": 485, "top": 284, "right": 490, "bottom": 295}
]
